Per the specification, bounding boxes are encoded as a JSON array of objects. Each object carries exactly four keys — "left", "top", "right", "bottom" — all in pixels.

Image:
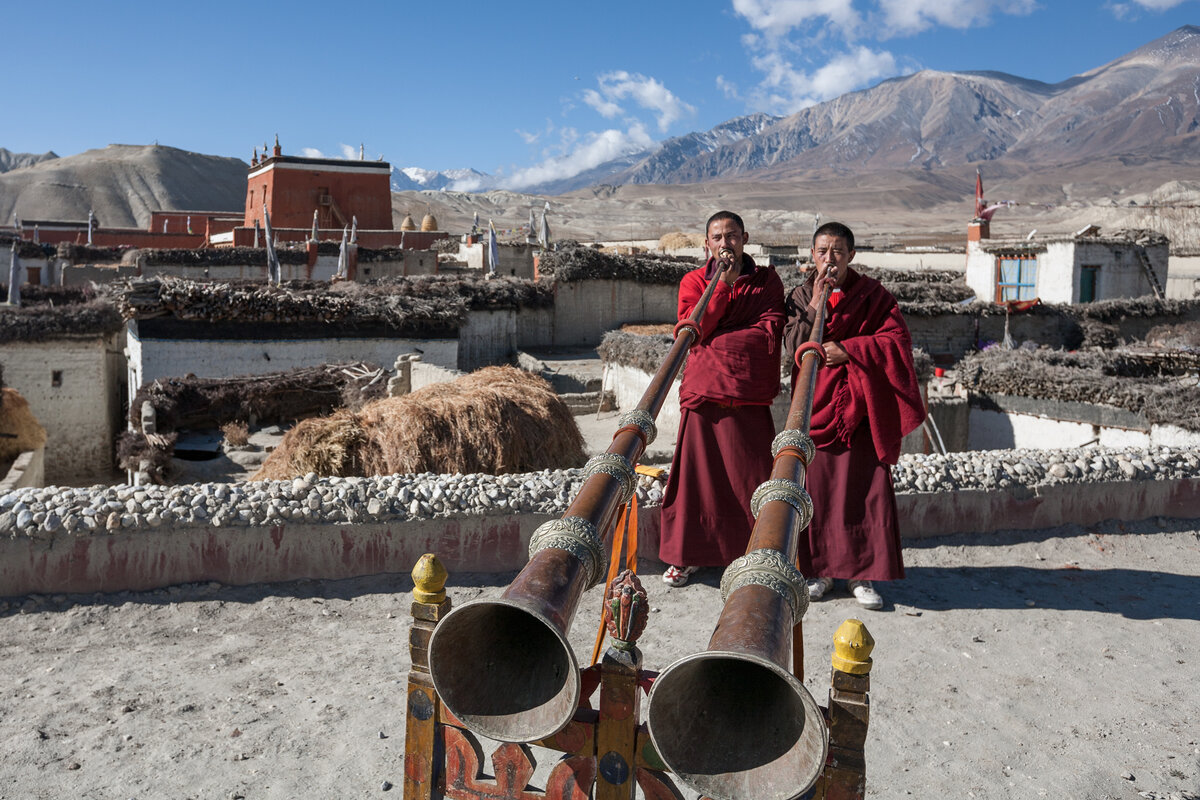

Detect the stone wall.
[
  {"left": 549, "top": 280, "right": 678, "bottom": 347},
  {"left": 0, "top": 446, "right": 1197, "bottom": 597}
]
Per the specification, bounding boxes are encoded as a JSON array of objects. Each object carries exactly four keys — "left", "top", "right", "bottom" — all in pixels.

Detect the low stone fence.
[{"left": 1, "top": 445, "right": 1198, "bottom": 598}]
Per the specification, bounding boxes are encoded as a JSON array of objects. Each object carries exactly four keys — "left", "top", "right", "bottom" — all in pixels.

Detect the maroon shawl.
[
  {"left": 678, "top": 255, "right": 785, "bottom": 408},
  {"left": 783, "top": 269, "right": 924, "bottom": 464}
]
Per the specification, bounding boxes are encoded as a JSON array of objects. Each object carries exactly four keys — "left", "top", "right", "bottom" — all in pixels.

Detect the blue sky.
[{"left": 2, "top": 0, "right": 1197, "bottom": 190}]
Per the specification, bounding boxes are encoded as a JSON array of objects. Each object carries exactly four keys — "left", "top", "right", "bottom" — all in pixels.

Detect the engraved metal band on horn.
[
  {"left": 750, "top": 478, "right": 814, "bottom": 528},
  {"left": 616, "top": 409, "right": 657, "bottom": 447},
  {"left": 720, "top": 548, "right": 809, "bottom": 625},
  {"left": 772, "top": 429, "right": 816, "bottom": 465},
  {"left": 584, "top": 453, "right": 637, "bottom": 506},
  {"left": 528, "top": 516, "right": 606, "bottom": 588}
]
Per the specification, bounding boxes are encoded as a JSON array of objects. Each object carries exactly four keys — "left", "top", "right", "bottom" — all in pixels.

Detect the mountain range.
[{"left": 3, "top": 26, "right": 1200, "bottom": 239}]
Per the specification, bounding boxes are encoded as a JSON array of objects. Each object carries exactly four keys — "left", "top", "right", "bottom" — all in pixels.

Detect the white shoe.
[
  {"left": 848, "top": 580, "right": 883, "bottom": 610},
  {"left": 807, "top": 576, "right": 834, "bottom": 600},
  {"left": 662, "top": 565, "right": 698, "bottom": 587}
]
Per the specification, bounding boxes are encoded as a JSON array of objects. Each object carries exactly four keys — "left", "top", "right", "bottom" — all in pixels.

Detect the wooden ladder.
[{"left": 1135, "top": 247, "right": 1166, "bottom": 300}]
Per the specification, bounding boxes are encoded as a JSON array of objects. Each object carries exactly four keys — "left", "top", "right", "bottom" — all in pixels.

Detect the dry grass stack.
[
  {"left": 0, "top": 388, "right": 48, "bottom": 463},
  {"left": 252, "top": 411, "right": 372, "bottom": 481},
  {"left": 252, "top": 366, "right": 585, "bottom": 480}
]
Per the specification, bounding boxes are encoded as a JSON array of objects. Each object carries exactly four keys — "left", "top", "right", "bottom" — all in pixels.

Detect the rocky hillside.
[
  {"left": 0, "top": 144, "right": 246, "bottom": 229},
  {"left": 576, "top": 26, "right": 1200, "bottom": 185}
]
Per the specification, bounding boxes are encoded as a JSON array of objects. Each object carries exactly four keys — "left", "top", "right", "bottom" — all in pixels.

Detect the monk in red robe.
[
  {"left": 783, "top": 222, "right": 925, "bottom": 609},
  {"left": 659, "top": 211, "right": 785, "bottom": 587}
]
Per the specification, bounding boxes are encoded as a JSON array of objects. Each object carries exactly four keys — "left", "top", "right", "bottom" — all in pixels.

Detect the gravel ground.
[{"left": 1, "top": 517, "right": 1198, "bottom": 800}]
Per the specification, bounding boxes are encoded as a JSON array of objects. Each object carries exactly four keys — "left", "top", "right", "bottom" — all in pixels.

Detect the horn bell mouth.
[
  {"left": 428, "top": 599, "right": 581, "bottom": 743},
  {"left": 646, "top": 650, "right": 828, "bottom": 800}
]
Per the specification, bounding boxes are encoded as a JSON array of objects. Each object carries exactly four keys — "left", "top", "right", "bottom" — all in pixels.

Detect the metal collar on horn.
[{"left": 720, "top": 548, "right": 810, "bottom": 625}]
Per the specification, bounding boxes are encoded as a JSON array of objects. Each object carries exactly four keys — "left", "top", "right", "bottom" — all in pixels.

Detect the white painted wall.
[
  {"left": 127, "top": 325, "right": 457, "bottom": 385},
  {"left": 0, "top": 336, "right": 122, "bottom": 485},
  {"left": 968, "top": 408, "right": 1199, "bottom": 451},
  {"left": 1167, "top": 255, "right": 1200, "bottom": 299},
  {"left": 604, "top": 364, "right": 682, "bottom": 443},
  {"left": 964, "top": 241, "right": 994, "bottom": 301}
]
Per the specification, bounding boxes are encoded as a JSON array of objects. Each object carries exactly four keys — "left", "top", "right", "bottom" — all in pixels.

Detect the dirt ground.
[{"left": 1, "top": 516, "right": 1198, "bottom": 800}]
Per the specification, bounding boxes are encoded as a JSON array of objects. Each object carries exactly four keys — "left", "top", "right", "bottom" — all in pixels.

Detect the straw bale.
[
  {"left": 0, "top": 388, "right": 47, "bottom": 462},
  {"left": 251, "top": 411, "right": 371, "bottom": 481},
  {"left": 620, "top": 323, "right": 674, "bottom": 336}
]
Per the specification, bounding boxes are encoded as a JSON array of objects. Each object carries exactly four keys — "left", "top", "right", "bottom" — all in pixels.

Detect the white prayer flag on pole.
[
  {"left": 539, "top": 201, "right": 551, "bottom": 249},
  {"left": 488, "top": 219, "right": 499, "bottom": 277},
  {"left": 263, "top": 205, "right": 282, "bottom": 284},
  {"left": 336, "top": 225, "right": 349, "bottom": 280},
  {"left": 8, "top": 240, "right": 22, "bottom": 306}
]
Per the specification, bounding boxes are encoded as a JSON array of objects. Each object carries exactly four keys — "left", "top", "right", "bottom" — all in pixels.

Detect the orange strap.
[{"left": 589, "top": 494, "right": 639, "bottom": 665}]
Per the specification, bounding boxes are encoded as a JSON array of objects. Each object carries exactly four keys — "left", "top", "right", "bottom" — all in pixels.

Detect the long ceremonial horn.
[
  {"left": 427, "top": 256, "right": 733, "bottom": 742},
  {"left": 644, "top": 261, "right": 838, "bottom": 800}
]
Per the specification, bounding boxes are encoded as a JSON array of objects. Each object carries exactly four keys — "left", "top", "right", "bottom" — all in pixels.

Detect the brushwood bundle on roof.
[
  {"left": 138, "top": 246, "right": 308, "bottom": 266},
  {"left": 956, "top": 347, "right": 1200, "bottom": 432},
  {"left": 0, "top": 285, "right": 124, "bottom": 342},
  {"left": 599, "top": 328, "right": 936, "bottom": 383},
  {"left": 775, "top": 265, "right": 978, "bottom": 312},
  {"left": 55, "top": 243, "right": 129, "bottom": 263},
  {"left": 598, "top": 330, "right": 675, "bottom": 374},
  {"left": 117, "top": 362, "right": 389, "bottom": 476},
  {"left": 1, "top": 236, "right": 55, "bottom": 259},
  {"left": 106, "top": 275, "right": 554, "bottom": 332},
  {"left": 536, "top": 243, "right": 697, "bottom": 284}
]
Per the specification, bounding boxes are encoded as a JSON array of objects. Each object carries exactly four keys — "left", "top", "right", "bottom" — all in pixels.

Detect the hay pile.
[
  {"left": 956, "top": 347, "right": 1200, "bottom": 431},
  {"left": 0, "top": 388, "right": 47, "bottom": 462},
  {"left": 659, "top": 232, "right": 701, "bottom": 249},
  {"left": 252, "top": 366, "right": 586, "bottom": 480}
]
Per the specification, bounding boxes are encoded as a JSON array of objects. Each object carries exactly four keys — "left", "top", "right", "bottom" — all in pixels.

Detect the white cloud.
[
  {"left": 339, "top": 144, "right": 358, "bottom": 159},
  {"left": 500, "top": 124, "right": 656, "bottom": 190},
  {"left": 877, "top": 0, "right": 1036, "bottom": 35},
  {"left": 583, "top": 89, "right": 623, "bottom": 119},
  {"left": 1130, "top": 0, "right": 1191, "bottom": 7},
  {"left": 584, "top": 71, "right": 695, "bottom": 132},
  {"left": 746, "top": 45, "right": 898, "bottom": 113},
  {"left": 732, "top": 0, "right": 861, "bottom": 36},
  {"left": 298, "top": 147, "right": 325, "bottom": 158}
]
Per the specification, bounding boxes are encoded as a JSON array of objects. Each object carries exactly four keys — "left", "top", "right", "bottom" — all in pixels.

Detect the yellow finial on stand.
[
  {"left": 831, "top": 618, "right": 875, "bottom": 675},
  {"left": 412, "top": 553, "right": 448, "bottom": 604}
]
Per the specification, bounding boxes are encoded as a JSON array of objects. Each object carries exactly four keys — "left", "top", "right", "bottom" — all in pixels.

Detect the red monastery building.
[{"left": 9, "top": 136, "right": 445, "bottom": 252}]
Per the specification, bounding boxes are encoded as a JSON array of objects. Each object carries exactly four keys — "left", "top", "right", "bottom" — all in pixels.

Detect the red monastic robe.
[
  {"left": 658, "top": 256, "right": 785, "bottom": 567},
  {"left": 783, "top": 268, "right": 925, "bottom": 580}
]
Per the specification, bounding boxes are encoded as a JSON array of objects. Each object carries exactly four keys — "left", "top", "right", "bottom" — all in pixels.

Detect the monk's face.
[
  {"left": 705, "top": 217, "right": 748, "bottom": 263},
  {"left": 811, "top": 234, "right": 854, "bottom": 287}
]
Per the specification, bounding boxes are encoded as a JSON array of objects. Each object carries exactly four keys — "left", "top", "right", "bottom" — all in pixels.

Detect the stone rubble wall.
[{"left": 1, "top": 446, "right": 1199, "bottom": 597}]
